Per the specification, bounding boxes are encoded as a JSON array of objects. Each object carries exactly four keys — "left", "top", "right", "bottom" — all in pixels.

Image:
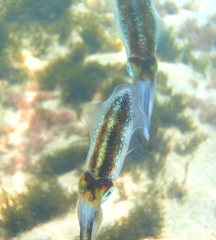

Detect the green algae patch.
[
  {"left": 182, "top": 47, "right": 210, "bottom": 77},
  {"left": 34, "top": 142, "right": 89, "bottom": 180},
  {"left": 37, "top": 42, "right": 128, "bottom": 110},
  {"left": 154, "top": 95, "right": 195, "bottom": 133},
  {"left": 77, "top": 12, "right": 120, "bottom": 54},
  {"left": 123, "top": 70, "right": 199, "bottom": 182},
  {"left": 179, "top": 18, "right": 216, "bottom": 51},
  {"left": 0, "top": 180, "right": 77, "bottom": 238},
  {"left": 97, "top": 191, "right": 164, "bottom": 240},
  {"left": 174, "top": 134, "right": 203, "bottom": 156},
  {"left": 36, "top": 43, "right": 87, "bottom": 90},
  {"left": 0, "top": 0, "right": 78, "bottom": 84},
  {"left": 157, "top": 27, "right": 182, "bottom": 62},
  {"left": 79, "top": 12, "right": 107, "bottom": 54},
  {"left": 167, "top": 163, "right": 189, "bottom": 204},
  {"left": 167, "top": 179, "right": 187, "bottom": 203},
  {"left": 60, "top": 61, "right": 108, "bottom": 106},
  {"left": 2, "top": 0, "right": 75, "bottom": 25},
  {"left": 155, "top": 71, "right": 195, "bottom": 133}
]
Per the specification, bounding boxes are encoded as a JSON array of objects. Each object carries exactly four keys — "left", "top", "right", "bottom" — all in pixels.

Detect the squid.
[
  {"left": 106, "top": 0, "right": 165, "bottom": 143},
  {"left": 77, "top": 84, "right": 148, "bottom": 240}
]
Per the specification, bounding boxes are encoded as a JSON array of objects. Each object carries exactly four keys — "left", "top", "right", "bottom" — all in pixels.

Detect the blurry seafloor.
[{"left": 0, "top": 0, "right": 216, "bottom": 239}]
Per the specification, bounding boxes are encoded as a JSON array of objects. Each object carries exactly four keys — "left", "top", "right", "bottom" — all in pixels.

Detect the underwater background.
[{"left": 0, "top": 0, "right": 215, "bottom": 239}]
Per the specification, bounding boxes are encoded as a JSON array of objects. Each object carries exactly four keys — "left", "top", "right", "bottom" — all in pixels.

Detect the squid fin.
[
  {"left": 150, "top": 0, "right": 168, "bottom": 51},
  {"left": 105, "top": 0, "right": 124, "bottom": 40}
]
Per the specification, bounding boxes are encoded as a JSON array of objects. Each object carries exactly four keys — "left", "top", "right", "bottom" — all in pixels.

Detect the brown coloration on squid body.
[
  {"left": 78, "top": 172, "right": 114, "bottom": 206},
  {"left": 87, "top": 91, "right": 133, "bottom": 179},
  {"left": 128, "top": 55, "right": 157, "bottom": 83},
  {"left": 117, "top": 0, "right": 156, "bottom": 59}
]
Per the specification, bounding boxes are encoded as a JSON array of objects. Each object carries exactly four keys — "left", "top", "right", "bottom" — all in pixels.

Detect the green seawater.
[{"left": 0, "top": 0, "right": 215, "bottom": 239}]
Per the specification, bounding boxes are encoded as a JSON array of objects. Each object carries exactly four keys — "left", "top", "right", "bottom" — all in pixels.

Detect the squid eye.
[
  {"left": 101, "top": 186, "right": 114, "bottom": 203},
  {"left": 131, "top": 63, "right": 138, "bottom": 77},
  {"left": 127, "top": 64, "right": 133, "bottom": 76},
  {"left": 78, "top": 176, "right": 88, "bottom": 191},
  {"left": 150, "top": 63, "right": 157, "bottom": 73},
  {"left": 78, "top": 172, "right": 94, "bottom": 194},
  {"left": 127, "top": 62, "right": 138, "bottom": 77}
]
